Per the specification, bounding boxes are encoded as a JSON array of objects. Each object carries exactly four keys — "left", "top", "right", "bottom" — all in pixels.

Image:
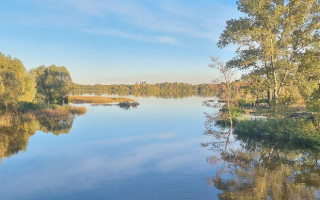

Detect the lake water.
[{"left": 0, "top": 96, "right": 320, "bottom": 200}]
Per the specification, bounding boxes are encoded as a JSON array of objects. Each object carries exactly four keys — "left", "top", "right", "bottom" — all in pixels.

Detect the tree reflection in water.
[
  {"left": 0, "top": 112, "right": 82, "bottom": 164},
  {"left": 203, "top": 101, "right": 320, "bottom": 200}
]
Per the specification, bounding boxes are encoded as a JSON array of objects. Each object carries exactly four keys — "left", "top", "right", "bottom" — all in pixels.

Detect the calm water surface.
[
  {"left": 0, "top": 96, "right": 220, "bottom": 200},
  {"left": 0, "top": 96, "right": 320, "bottom": 200}
]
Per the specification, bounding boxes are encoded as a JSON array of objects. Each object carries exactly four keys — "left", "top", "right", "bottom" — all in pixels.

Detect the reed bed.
[
  {"left": 67, "top": 106, "right": 87, "bottom": 115},
  {"left": 30, "top": 106, "right": 87, "bottom": 120},
  {"left": 69, "top": 96, "right": 134, "bottom": 104}
]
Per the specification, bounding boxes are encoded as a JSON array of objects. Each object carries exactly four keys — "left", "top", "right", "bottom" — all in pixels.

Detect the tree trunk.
[
  {"left": 225, "top": 98, "right": 233, "bottom": 152},
  {"left": 277, "top": 69, "right": 289, "bottom": 96},
  {"left": 267, "top": 89, "right": 271, "bottom": 108},
  {"left": 271, "top": 55, "right": 278, "bottom": 110}
]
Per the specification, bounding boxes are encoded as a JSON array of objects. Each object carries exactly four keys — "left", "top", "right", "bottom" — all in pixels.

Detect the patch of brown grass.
[
  {"left": 67, "top": 106, "right": 87, "bottom": 115},
  {"left": 69, "top": 96, "right": 134, "bottom": 104},
  {"left": 31, "top": 107, "right": 69, "bottom": 119},
  {"left": 30, "top": 105, "right": 87, "bottom": 120}
]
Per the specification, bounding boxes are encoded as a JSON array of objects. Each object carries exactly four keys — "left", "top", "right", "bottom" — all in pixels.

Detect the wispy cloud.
[
  {"left": 0, "top": 0, "right": 240, "bottom": 83},
  {"left": 82, "top": 28, "right": 179, "bottom": 45},
  {"left": 62, "top": 0, "right": 239, "bottom": 42},
  {"left": 2, "top": 0, "right": 240, "bottom": 44}
]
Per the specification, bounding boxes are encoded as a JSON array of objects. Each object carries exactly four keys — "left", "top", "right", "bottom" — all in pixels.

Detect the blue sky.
[{"left": 0, "top": 0, "right": 240, "bottom": 84}]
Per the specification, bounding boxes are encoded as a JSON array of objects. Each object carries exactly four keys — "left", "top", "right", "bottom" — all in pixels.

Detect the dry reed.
[
  {"left": 30, "top": 105, "right": 87, "bottom": 119},
  {"left": 69, "top": 96, "right": 134, "bottom": 104}
]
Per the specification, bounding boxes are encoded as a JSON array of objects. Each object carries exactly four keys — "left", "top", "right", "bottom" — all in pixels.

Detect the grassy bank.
[
  {"left": 234, "top": 118, "right": 320, "bottom": 149},
  {"left": 69, "top": 96, "right": 134, "bottom": 104},
  {"left": 210, "top": 98, "right": 320, "bottom": 149}
]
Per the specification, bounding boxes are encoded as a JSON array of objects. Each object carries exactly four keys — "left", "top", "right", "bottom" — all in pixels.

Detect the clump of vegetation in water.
[
  {"left": 30, "top": 106, "right": 87, "bottom": 119},
  {"left": 67, "top": 106, "right": 87, "bottom": 115},
  {"left": 118, "top": 102, "right": 140, "bottom": 110}
]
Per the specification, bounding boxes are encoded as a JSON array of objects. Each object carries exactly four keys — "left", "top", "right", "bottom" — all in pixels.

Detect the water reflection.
[
  {"left": 37, "top": 115, "right": 75, "bottom": 135},
  {"left": 203, "top": 106, "right": 320, "bottom": 199},
  {"left": 71, "top": 90, "right": 217, "bottom": 98},
  {"left": 0, "top": 112, "right": 81, "bottom": 164},
  {"left": 91, "top": 101, "right": 140, "bottom": 110}
]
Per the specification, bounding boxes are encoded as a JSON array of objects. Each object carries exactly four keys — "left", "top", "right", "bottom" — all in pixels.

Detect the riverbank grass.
[
  {"left": 30, "top": 106, "right": 87, "bottom": 119},
  {"left": 234, "top": 118, "right": 320, "bottom": 149}
]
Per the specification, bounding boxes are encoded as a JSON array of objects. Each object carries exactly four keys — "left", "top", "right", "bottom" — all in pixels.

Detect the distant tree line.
[{"left": 72, "top": 82, "right": 219, "bottom": 98}]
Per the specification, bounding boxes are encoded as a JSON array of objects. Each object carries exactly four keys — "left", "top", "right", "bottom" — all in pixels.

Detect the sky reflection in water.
[
  {"left": 2, "top": 96, "right": 319, "bottom": 199},
  {"left": 0, "top": 96, "right": 219, "bottom": 200}
]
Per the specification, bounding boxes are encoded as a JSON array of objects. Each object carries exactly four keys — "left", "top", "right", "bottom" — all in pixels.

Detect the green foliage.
[
  {"left": 234, "top": 118, "right": 320, "bottom": 148},
  {"left": 31, "top": 65, "right": 72, "bottom": 104},
  {"left": 0, "top": 51, "right": 81, "bottom": 115},
  {"left": 217, "top": 104, "right": 245, "bottom": 127},
  {"left": 219, "top": 0, "right": 320, "bottom": 108},
  {"left": 0, "top": 53, "right": 36, "bottom": 111},
  {"left": 296, "top": 48, "right": 320, "bottom": 100},
  {"left": 307, "top": 87, "right": 320, "bottom": 126},
  {"left": 231, "top": 105, "right": 245, "bottom": 119},
  {"left": 221, "top": 105, "right": 245, "bottom": 117},
  {"left": 18, "top": 102, "right": 56, "bottom": 113},
  {"left": 242, "top": 71, "right": 268, "bottom": 102},
  {"left": 237, "top": 98, "right": 254, "bottom": 108},
  {"left": 278, "top": 86, "right": 302, "bottom": 107}
]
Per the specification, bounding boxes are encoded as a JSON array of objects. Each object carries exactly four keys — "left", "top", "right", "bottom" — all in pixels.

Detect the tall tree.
[
  {"left": 31, "top": 65, "right": 72, "bottom": 104},
  {"left": 218, "top": 0, "right": 320, "bottom": 108},
  {"left": 0, "top": 53, "right": 36, "bottom": 111}
]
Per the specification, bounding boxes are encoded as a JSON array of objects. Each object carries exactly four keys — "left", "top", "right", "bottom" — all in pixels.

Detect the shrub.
[
  {"left": 237, "top": 99, "right": 253, "bottom": 108},
  {"left": 18, "top": 102, "right": 56, "bottom": 113}
]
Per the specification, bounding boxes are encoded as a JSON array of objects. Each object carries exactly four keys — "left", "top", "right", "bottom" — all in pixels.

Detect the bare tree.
[{"left": 209, "top": 56, "right": 236, "bottom": 128}]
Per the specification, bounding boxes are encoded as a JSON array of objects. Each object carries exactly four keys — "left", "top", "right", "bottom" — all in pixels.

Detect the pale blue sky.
[{"left": 0, "top": 0, "right": 240, "bottom": 84}]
